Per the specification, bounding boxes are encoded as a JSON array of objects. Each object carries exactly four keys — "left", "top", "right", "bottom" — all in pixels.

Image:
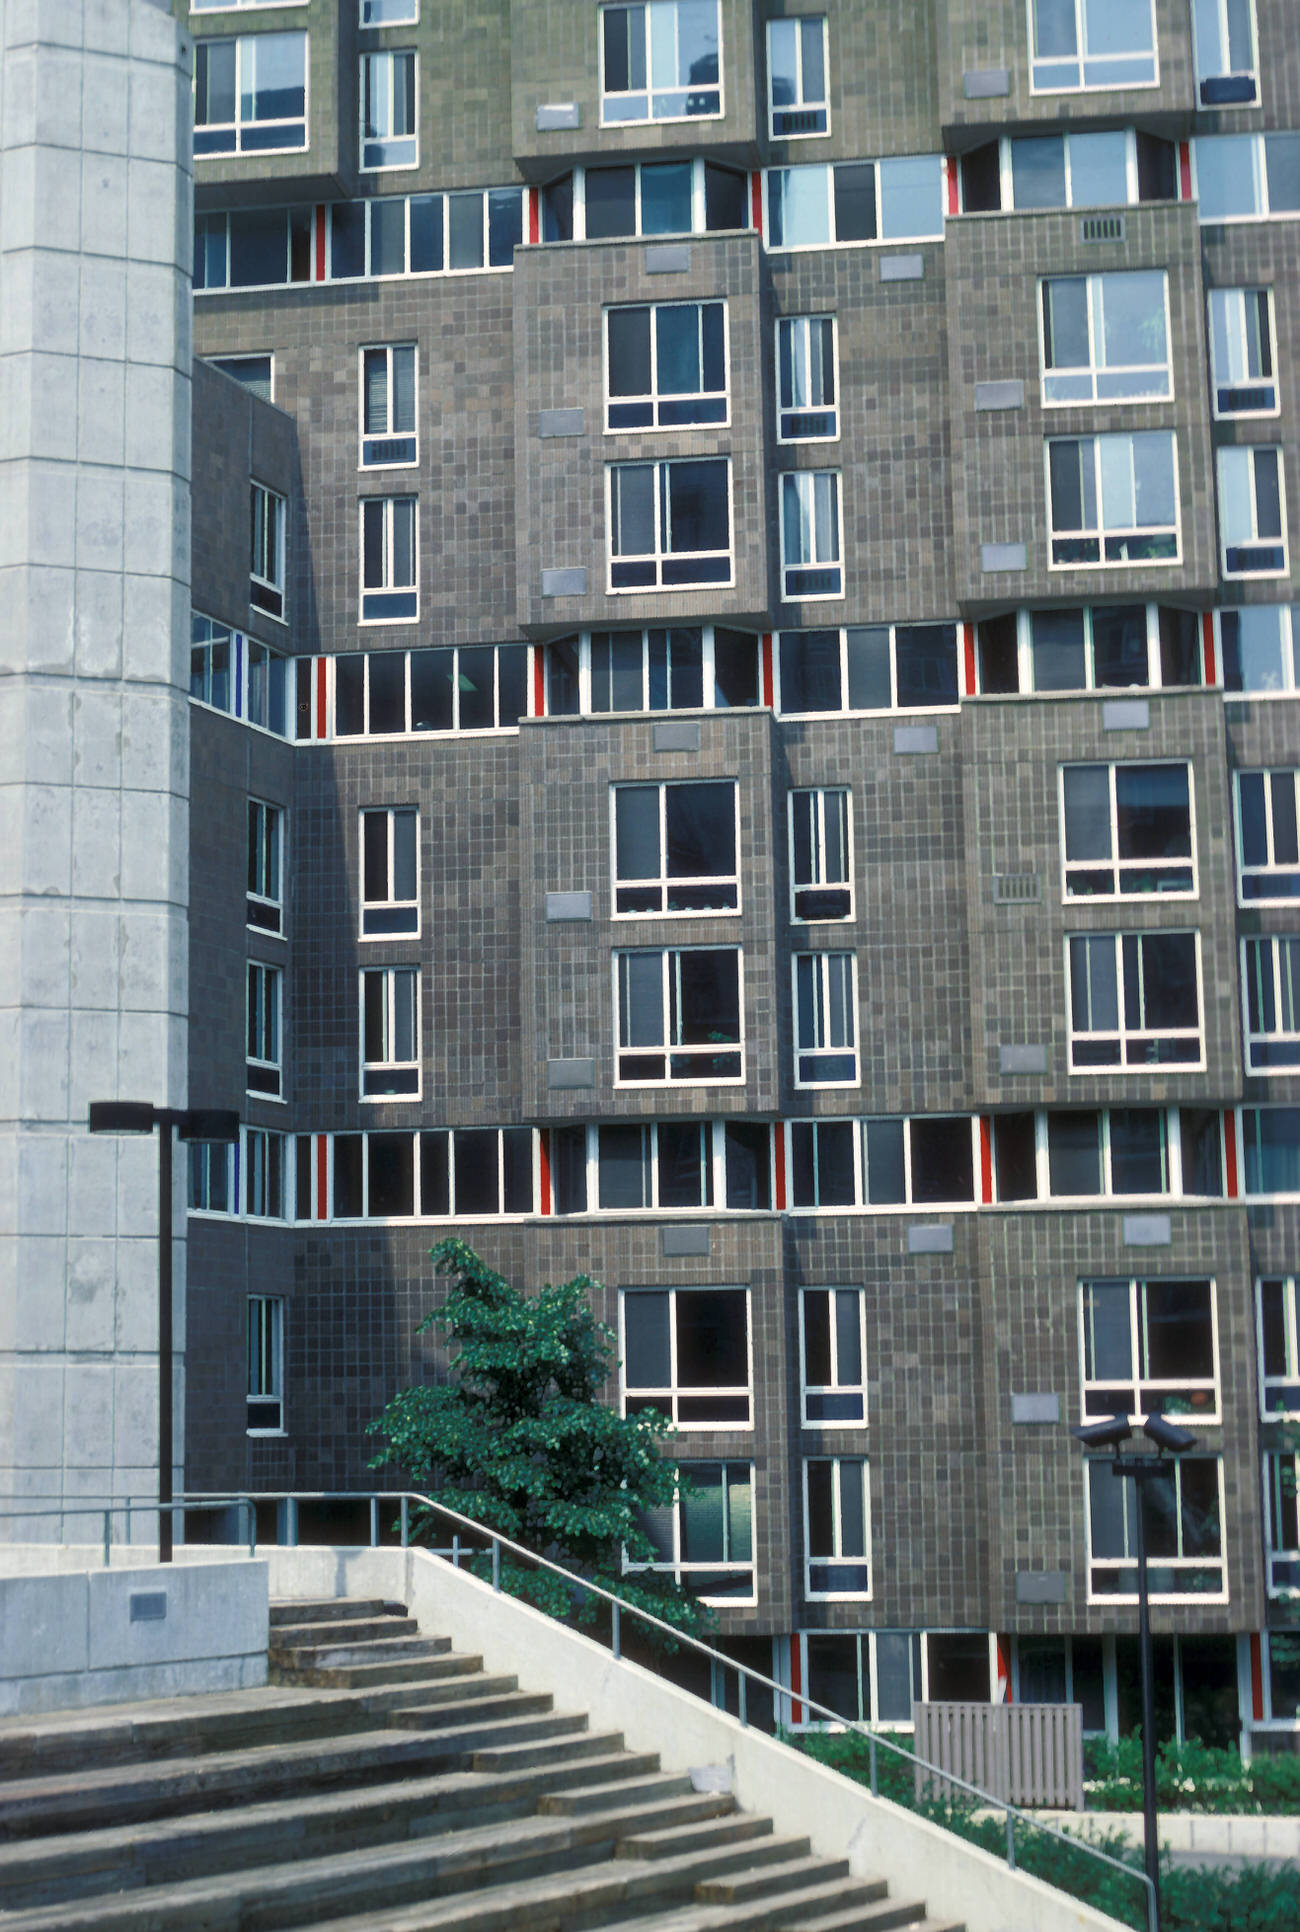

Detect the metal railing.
[{"left": 0, "top": 1497, "right": 257, "bottom": 1568}]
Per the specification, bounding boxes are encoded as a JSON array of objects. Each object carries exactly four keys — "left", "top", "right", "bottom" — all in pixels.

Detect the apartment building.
[{"left": 7, "top": 0, "right": 1297, "bottom": 1752}]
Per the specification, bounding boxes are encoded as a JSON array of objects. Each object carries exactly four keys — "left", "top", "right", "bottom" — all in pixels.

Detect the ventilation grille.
[
  {"left": 1079, "top": 214, "right": 1125, "bottom": 244},
  {"left": 993, "top": 871, "right": 1041, "bottom": 905}
]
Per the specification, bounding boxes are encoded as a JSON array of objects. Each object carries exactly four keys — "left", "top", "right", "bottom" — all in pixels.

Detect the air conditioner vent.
[
  {"left": 1079, "top": 214, "right": 1125, "bottom": 244},
  {"left": 993, "top": 871, "right": 1041, "bottom": 904}
]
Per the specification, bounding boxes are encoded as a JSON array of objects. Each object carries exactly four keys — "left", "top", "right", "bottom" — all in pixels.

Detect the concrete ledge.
[{"left": 1040, "top": 1811, "right": 1300, "bottom": 1858}]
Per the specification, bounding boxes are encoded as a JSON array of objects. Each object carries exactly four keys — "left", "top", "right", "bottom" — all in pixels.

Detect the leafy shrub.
[{"left": 1084, "top": 1734, "right": 1300, "bottom": 1814}]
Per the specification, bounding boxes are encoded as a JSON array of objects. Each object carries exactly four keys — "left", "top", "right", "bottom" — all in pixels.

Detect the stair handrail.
[
  {"left": 172, "top": 1486, "right": 1155, "bottom": 1932},
  {"left": 0, "top": 1495, "right": 257, "bottom": 1566}
]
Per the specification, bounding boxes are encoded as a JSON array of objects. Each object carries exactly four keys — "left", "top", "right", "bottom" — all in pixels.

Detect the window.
[
  {"left": 959, "top": 131, "right": 1176, "bottom": 213},
  {"left": 608, "top": 458, "right": 731, "bottom": 591},
  {"left": 209, "top": 353, "right": 273, "bottom": 400},
  {"left": 412, "top": 1128, "right": 534, "bottom": 1219},
  {"left": 329, "top": 644, "right": 528, "bottom": 736},
  {"left": 780, "top": 472, "right": 842, "bottom": 600},
  {"left": 361, "top": 345, "right": 417, "bottom": 466},
  {"left": 191, "top": 616, "right": 289, "bottom": 734},
  {"left": 778, "top": 625, "right": 958, "bottom": 715},
  {"left": 798, "top": 1630, "right": 926, "bottom": 1729},
  {"left": 613, "top": 781, "right": 738, "bottom": 916},
  {"left": 1265, "top": 1452, "right": 1300, "bottom": 1596},
  {"left": 194, "top": 0, "right": 305, "bottom": 9},
  {"left": 1195, "top": 134, "right": 1300, "bottom": 222},
  {"left": 1080, "top": 1278, "right": 1218, "bottom": 1423},
  {"left": 800, "top": 1289, "right": 867, "bottom": 1425},
  {"left": 788, "top": 1116, "right": 975, "bottom": 1210},
  {"left": 1243, "top": 1107, "right": 1300, "bottom": 1195},
  {"left": 1028, "top": 0, "right": 1157, "bottom": 91},
  {"left": 605, "top": 302, "right": 726, "bottom": 430},
  {"left": 250, "top": 482, "right": 286, "bottom": 620},
  {"left": 1047, "top": 432, "right": 1179, "bottom": 566},
  {"left": 777, "top": 316, "right": 837, "bottom": 443},
  {"left": 794, "top": 953, "right": 858, "bottom": 1087},
  {"left": 361, "top": 966, "right": 419, "bottom": 1096},
  {"left": 1244, "top": 938, "right": 1300, "bottom": 1073},
  {"left": 1221, "top": 606, "right": 1300, "bottom": 697},
  {"left": 247, "top": 800, "right": 283, "bottom": 934},
  {"left": 361, "top": 0, "right": 417, "bottom": 21},
  {"left": 996, "top": 1105, "right": 1226, "bottom": 1201},
  {"left": 543, "top": 160, "right": 746, "bottom": 243},
  {"left": 1040, "top": 273, "right": 1170, "bottom": 405},
  {"left": 550, "top": 1119, "right": 768, "bottom": 1214},
  {"left": 246, "top": 961, "right": 282, "bottom": 1098},
  {"left": 1068, "top": 932, "right": 1202, "bottom": 1069},
  {"left": 1192, "top": 0, "right": 1259, "bottom": 104},
  {"left": 767, "top": 158, "right": 943, "bottom": 247},
  {"left": 325, "top": 188, "right": 522, "bottom": 281},
  {"left": 247, "top": 1296, "right": 284, "bottom": 1433},
  {"left": 361, "top": 496, "right": 417, "bottom": 620},
  {"left": 188, "top": 1140, "right": 233, "bottom": 1213},
  {"left": 544, "top": 626, "right": 759, "bottom": 716},
  {"left": 194, "top": 32, "right": 307, "bottom": 155},
  {"left": 600, "top": 0, "right": 721, "bottom": 124},
  {"left": 768, "top": 16, "right": 828, "bottom": 137},
  {"left": 804, "top": 1459, "right": 871, "bottom": 1599},
  {"left": 633, "top": 1461, "right": 754, "bottom": 1601},
  {"left": 1085, "top": 1455, "right": 1225, "bottom": 1599},
  {"left": 615, "top": 946, "right": 742, "bottom": 1084},
  {"left": 790, "top": 789, "right": 852, "bottom": 922},
  {"left": 1259, "top": 1277, "right": 1300, "bottom": 1418},
  {"left": 1236, "top": 771, "right": 1300, "bottom": 902},
  {"left": 1207, "top": 291, "right": 1277, "bottom": 418},
  {"left": 621, "top": 1288, "right": 750, "bottom": 1426},
  {"left": 361, "top": 50, "right": 416, "bottom": 169},
  {"left": 1218, "top": 447, "right": 1288, "bottom": 578},
  {"left": 976, "top": 605, "right": 1202, "bottom": 696},
  {"left": 1060, "top": 763, "right": 1194, "bottom": 899},
  {"left": 361, "top": 807, "right": 418, "bottom": 936},
  {"left": 245, "top": 1127, "right": 286, "bottom": 1218}
]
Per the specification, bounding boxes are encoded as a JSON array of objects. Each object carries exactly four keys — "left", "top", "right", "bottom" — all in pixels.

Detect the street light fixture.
[
  {"left": 1072, "top": 1410, "right": 1197, "bottom": 1932},
  {"left": 87, "top": 1102, "right": 240, "bottom": 1562}
]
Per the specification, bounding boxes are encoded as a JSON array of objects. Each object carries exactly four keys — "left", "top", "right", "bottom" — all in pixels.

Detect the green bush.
[{"left": 1084, "top": 1734, "right": 1300, "bottom": 1814}]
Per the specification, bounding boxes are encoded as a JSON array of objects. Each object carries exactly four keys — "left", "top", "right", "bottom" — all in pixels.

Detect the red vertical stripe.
[
  {"left": 315, "top": 205, "right": 326, "bottom": 281},
  {"left": 1179, "top": 142, "right": 1192, "bottom": 202},
  {"left": 761, "top": 633, "right": 774, "bottom": 709},
  {"left": 945, "top": 157, "right": 959, "bottom": 217},
  {"left": 979, "top": 1118, "right": 993, "bottom": 1204},
  {"left": 1224, "top": 1111, "right": 1239, "bottom": 1199},
  {"left": 1202, "top": 611, "right": 1217, "bottom": 688},
  {"left": 533, "top": 644, "right": 546, "bottom": 718},
  {"left": 1250, "top": 1634, "right": 1265, "bottom": 1721},
  {"left": 789, "top": 1631, "right": 804, "bottom": 1727},
  {"left": 538, "top": 1131, "right": 552, "bottom": 1215},
  {"left": 315, "top": 1135, "right": 327, "bottom": 1220},
  {"left": 315, "top": 657, "right": 327, "bottom": 738},
  {"left": 751, "top": 171, "right": 763, "bottom": 234},
  {"left": 962, "top": 622, "right": 977, "bottom": 698},
  {"left": 528, "top": 187, "right": 539, "bottom": 245},
  {"left": 996, "top": 1637, "right": 1011, "bottom": 1703},
  {"left": 773, "top": 1123, "right": 787, "bottom": 1211}
]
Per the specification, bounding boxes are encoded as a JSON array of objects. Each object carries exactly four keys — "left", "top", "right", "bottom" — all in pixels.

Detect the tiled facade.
[{"left": 172, "top": 0, "right": 1300, "bottom": 1750}]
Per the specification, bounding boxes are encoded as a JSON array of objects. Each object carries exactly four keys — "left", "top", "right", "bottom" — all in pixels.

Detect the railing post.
[
  {"left": 400, "top": 1495, "right": 410, "bottom": 1547},
  {"left": 285, "top": 1496, "right": 298, "bottom": 1548},
  {"left": 491, "top": 1538, "right": 501, "bottom": 1591},
  {"left": 1006, "top": 1805, "right": 1016, "bottom": 1871},
  {"left": 452, "top": 1534, "right": 461, "bottom": 1568},
  {"left": 125, "top": 1500, "right": 131, "bottom": 1550},
  {"left": 611, "top": 1603, "right": 620, "bottom": 1660},
  {"left": 246, "top": 1499, "right": 256, "bottom": 1556},
  {"left": 869, "top": 1734, "right": 878, "bottom": 1797},
  {"left": 103, "top": 1509, "right": 111, "bottom": 1568},
  {"left": 737, "top": 1670, "right": 747, "bottom": 1727},
  {"left": 370, "top": 1496, "right": 379, "bottom": 1548}
]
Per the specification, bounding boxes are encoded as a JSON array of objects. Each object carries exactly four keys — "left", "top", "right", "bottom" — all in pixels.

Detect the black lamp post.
[
  {"left": 1073, "top": 1410, "right": 1197, "bottom": 1932},
  {"left": 87, "top": 1103, "right": 241, "bottom": 1562}
]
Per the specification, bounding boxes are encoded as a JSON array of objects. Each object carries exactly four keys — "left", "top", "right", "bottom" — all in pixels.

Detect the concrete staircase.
[{"left": 0, "top": 1597, "right": 963, "bottom": 1932}]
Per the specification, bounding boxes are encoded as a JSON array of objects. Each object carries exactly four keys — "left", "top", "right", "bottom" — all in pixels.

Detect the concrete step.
[
  {"left": 268, "top": 1598, "right": 401, "bottom": 1627},
  {"left": 469, "top": 1733, "right": 641, "bottom": 1773},
  {"left": 693, "top": 1849, "right": 830, "bottom": 1906},
  {"left": 389, "top": 1689, "right": 557, "bottom": 1730},
  {"left": 276, "top": 1634, "right": 452, "bottom": 1670},
  {"left": 783, "top": 1904, "right": 956, "bottom": 1932},
  {"left": 271, "top": 1650, "right": 483, "bottom": 1690},
  {"left": 270, "top": 1614, "right": 422, "bottom": 1647},
  {"left": 539, "top": 1772, "right": 697, "bottom": 1815},
  {"left": 618, "top": 1813, "right": 774, "bottom": 1861}
]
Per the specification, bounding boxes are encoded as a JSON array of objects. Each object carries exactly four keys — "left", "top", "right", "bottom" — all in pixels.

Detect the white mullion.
[
  {"left": 573, "top": 164, "right": 587, "bottom": 242},
  {"left": 1087, "top": 276, "right": 1102, "bottom": 397},
  {"left": 1124, "top": 130, "right": 1139, "bottom": 205},
  {"left": 1034, "top": 1109, "right": 1049, "bottom": 1199},
  {"left": 902, "top": 1117, "right": 914, "bottom": 1206},
  {"left": 1145, "top": 602, "right": 1160, "bottom": 686},
  {"left": 692, "top": 157, "right": 706, "bottom": 234},
  {"left": 1017, "top": 608, "right": 1032, "bottom": 693},
  {"left": 1169, "top": 1107, "right": 1186, "bottom": 1196}
]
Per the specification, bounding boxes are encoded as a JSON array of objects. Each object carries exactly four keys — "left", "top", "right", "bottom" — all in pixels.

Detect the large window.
[
  {"left": 804, "top": 1458, "right": 871, "bottom": 1599},
  {"left": 247, "top": 1296, "right": 284, "bottom": 1434},
  {"left": 361, "top": 344, "right": 417, "bottom": 466},
  {"left": 621, "top": 1288, "right": 750, "bottom": 1427},
  {"left": 246, "top": 961, "right": 283, "bottom": 1098},
  {"left": 1192, "top": 0, "right": 1259, "bottom": 103},
  {"left": 361, "top": 50, "right": 416, "bottom": 169},
  {"left": 766, "top": 158, "right": 943, "bottom": 247},
  {"left": 777, "top": 316, "right": 837, "bottom": 443},
  {"left": 1221, "top": 603, "right": 1300, "bottom": 697},
  {"left": 1195, "top": 134, "right": 1300, "bottom": 222},
  {"left": 1259, "top": 1277, "right": 1300, "bottom": 1420},
  {"left": 789, "top": 1116, "right": 975, "bottom": 1210},
  {"left": 1265, "top": 1453, "right": 1300, "bottom": 1596},
  {"left": 790, "top": 789, "right": 853, "bottom": 923},
  {"left": 361, "top": 495, "right": 417, "bottom": 620},
  {"left": 1047, "top": 432, "right": 1179, "bottom": 567},
  {"left": 1243, "top": 1108, "right": 1300, "bottom": 1195},
  {"left": 633, "top": 1461, "right": 754, "bottom": 1602},
  {"left": 958, "top": 130, "right": 1176, "bottom": 213},
  {"left": 1060, "top": 763, "right": 1194, "bottom": 899},
  {"left": 794, "top": 953, "right": 858, "bottom": 1087},
  {"left": 976, "top": 605, "right": 1202, "bottom": 696},
  {"left": 1218, "top": 447, "right": 1288, "bottom": 579},
  {"left": 800, "top": 1289, "right": 867, "bottom": 1425},
  {"left": 194, "top": 32, "right": 307, "bottom": 155},
  {"left": 1207, "top": 290, "right": 1277, "bottom": 418},
  {"left": 780, "top": 472, "right": 842, "bottom": 600},
  {"left": 605, "top": 302, "right": 727, "bottom": 430},
  {"left": 544, "top": 160, "right": 746, "bottom": 243},
  {"left": 1040, "top": 272, "right": 1170, "bottom": 405},
  {"left": 1068, "top": 932, "right": 1202, "bottom": 1069},
  {"left": 615, "top": 946, "right": 742, "bottom": 1084},
  {"left": 545, "top": 626, "right": 759, "bottom": 716},
  {"left": 1086, "top": 1456, "right": 1225, "bottom": 1599},
  {"left": 778, "top": 625, "right": 957, "bottom": 714},
  {"left": 245, "top": 1128, "right": 286, "bottom": 1218},
  {"left": 600, "top": 0, "right": 721, "bottom": 124},
  {"left": 993, "top": 1106, "right": 1225, "bottom": 1202},
  {"left": 1236, "top": 771, "right": 1300, "bottom": 903},
  {"left": 1080, "top": 1278, "right": 1218, "bottom": 1423},
  {"left": 608, "top": 459, "right": 731, "bottom": 591},
  {"left": 361, "top": 0, "right": 417, "bottom": 21},
  {"left": 250, "top": 482, "right": 286, "bottom": 620},
  {"left": 361, "top": 966, "right": 419, "bottom": 1097},
  {"left": 325, "top": 1126, "right": 534, "bottom": 1220},
  {"left": 330, "top": 644, "right": 527, "bottom": 737},
  {"left": 553, "top": 1118, "right": 771, "bottom": 1215},
  {"left": 1243, "top": 937, "right": 1300, "bottom": 1073},
  {"left": 768, "top": 16, "right": 828, "bottom": 137},
  {"left": 247, "top": 799, "right": 284, "bottom": 934},
  {"left": 361, "top": 807, "right": 418, "bottom": 937},
  {"left": 613, "top": 781, "right": 738, "bottom": 916},
  {"left": 1028, "top": 0, "right": 1157, "bottom": 92}
]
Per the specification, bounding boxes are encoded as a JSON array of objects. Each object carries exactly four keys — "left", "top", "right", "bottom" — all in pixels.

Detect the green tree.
[{"left": 368, "top": 1237, "right": 705, "bottom": 1636}]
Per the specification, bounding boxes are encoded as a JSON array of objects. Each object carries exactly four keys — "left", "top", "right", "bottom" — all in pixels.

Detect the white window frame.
[
  {"left": 1058, "top": 761, "right": 1196, "bottom": 902},
  {"left": 360, "top": 964, "right": 420, "bottom": 1099},
  {"left": 360, "top": 805, "right": 419, "bottom": 938},
  {"left": 360, "top": 495, "right": 418, "bottom": 622},
  {"left": 776, "top": 314, "right": 839, "bottom": 444},
  {"left": 780, "top": 470, "right": 843, "bottom": 601},
  {"left": 246, "top": 960, "right": 283, "bottom": 1099},
  {"left": 1078, "top": 1277, "right": 1220, "bottom": 1426},
  {"left": 603, "top": 300, "right": 729, "bottom": 434},
  {"left": 793, "top": 952, "right": 859, "bottom": 1089},
  {"left": 1264, "top": 1451, "right": 1300, "bottom": 1599},
  {"left": 360, "top": 343, "right": 418, "bottom": 468},
  {"left": 776, "top": 623, "right": 960, "bottom": 717},
  {"left": 209, "top": 352, "right": 274, "bottom": 400},
  {"left": 613, "top": 945, "right": 745, "bottom": 1088},
  {"left": 618, "top": 1286, "right": 753, "bottom": 1430},
  {"left": 1084, "top": 1455, "right": 1227, "bottom": 1603},
  {"left": 1207, "top": 288, "right": 1278, "bottom": 420},
  {"left": 194, "top": 0, "right": 307, "bottom": 9},
  {"left": 1038, "top": 271, "right": 1172, "bottom": 407},
  {"left": 360, "top": 0, "right": 417, "bottom": 22},
  {"left": 764, "top": 157, "right": 945, "bottom": 249},
  {"left": 767, "top": 15, "right": 829, "bottom": 139},
  {"left": 1027, "top": 0, "right": 1158, "bottom": 94},
  {"left": 1192, "top": 133, "right": 1300, "bottom": 223},
  {"left": 979, "top": 603, "right": 1204, "bottom": 697},
  {"left": 1046, "top": 431, "right": 1181, "bottom": 569},
  {"left": 1241, "top": 1105, "right": 1300, "bottom": 1198},
  {"left": 250, "top": 481, "right": 286, "bottom": 622},
  {"left": 790, "top": 788, "right": 854, "bottom": 924},
  {"left": 1066, "top": 931, "right": 1205, "bottom": 1072},
  {"left": 246, "top": 797, "right": 284, "bottom": 936},
  {"left": 1234, "top": 770, "right": 1300, "bottom": 906},
  {"left": 1242, "top": 936, "right": 1300, "bottom": 1074},
  {"left": 628, "top": 1461, "right": 756, "bottom": 1605},
  {"left": 1258, "top": 1277, "right": 1300, "bottom": 1421},
  {"left": 1218, "top": 446, "right": 1289, "bottom": 580},
  {"left": 606, "top": 458, "right": 734, "bottom": 594},
  {"left": 786, "top": 1115, "right": 979, "bottom": 1213},
  {"left": 1220, "top": 605, "right": 1300, "bottom": 699},
  {"left": 598, "top": 0, "right": 723, "bottom": 128},
  {"left": 194, "top": 30, "right": 308, "bottom": 157},
  {"left": 330, "top": 643, "right": 529, "bottom": 738},
  {"left": 799, "top": 1288, "right": 868, "bottom": 1427},
  {"left": 997, "top": 129, "right": 1146, "bottom": 213},
  {"left": 803, "top": 1457, "right": 872, "bottom": 1601},
  {"left": 1191, "top": 0, "right": 1260, "bottom": 106},
  {"left": 544, "top": 625, "right": 760, "bottom": 717},
  {"left": 246, "top": 1294, "right": 285, "bottom": 1435},
  {"left": 244, "top": 1126, "right": 287, "bottom": 1219},
  {"left": 360, "top": 49, "right": 417, "bottom": 172},
  {"left": 610, "top": 780, "right": 740, "bottom": 919}
]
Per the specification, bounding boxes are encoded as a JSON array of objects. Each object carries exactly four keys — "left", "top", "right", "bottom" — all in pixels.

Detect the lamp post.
[
  {"left": 87, "top": 1103, "right": 240, "bottom": 1562},
  {"left": 1073, "top": 1410, "right": 1197, "bottom": 1932}
]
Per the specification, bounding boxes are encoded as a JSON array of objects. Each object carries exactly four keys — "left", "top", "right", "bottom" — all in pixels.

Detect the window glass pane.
[
  {"left": 1093, "top": 606, "right": 1150, "bottom": 686},
  {"left": 678, "top": 1291, "right": 747, "bottom": 1388},
  {"left": 448, "top": 193, "right": 484, "bottom": 269},
  {"left": 586, "top": 166, "right": 637, "bottom": 238},
  {"left": 911, "top": 1117, "right": 973, "bottom": 1202},
  {"left": 625, "top": 1292, "right": 671, "bottom": 1389},
  {"left": 1071, "top": 132, "right": 1129, "bottom": 206},
  {"left": 609, "top": 308, "right": 652, "bottom": 398},
  {"left": 1032, "top": 609, "right": 1088, "bottom": 690},
  {"left": 833, "top": 162, "right": 876, "bottom": 242},
  {"left": 641, "top": 160, "right": 693, "bottom": 234},
  {"left": 1048, "top": 1112, "right": 1102, "bottom": 1194},
  {"left": 879, "top": 157, "right": 941, "bottom": 239},
  {"left": 862, "top": 1119, "right": 904, "bottom": 1203},
  {"left": 1012, "top": 137, "right": 1068, "bottom": 208},
  {"left": 599, "top": 1124, "right": 649, "bottom": 1209}
]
